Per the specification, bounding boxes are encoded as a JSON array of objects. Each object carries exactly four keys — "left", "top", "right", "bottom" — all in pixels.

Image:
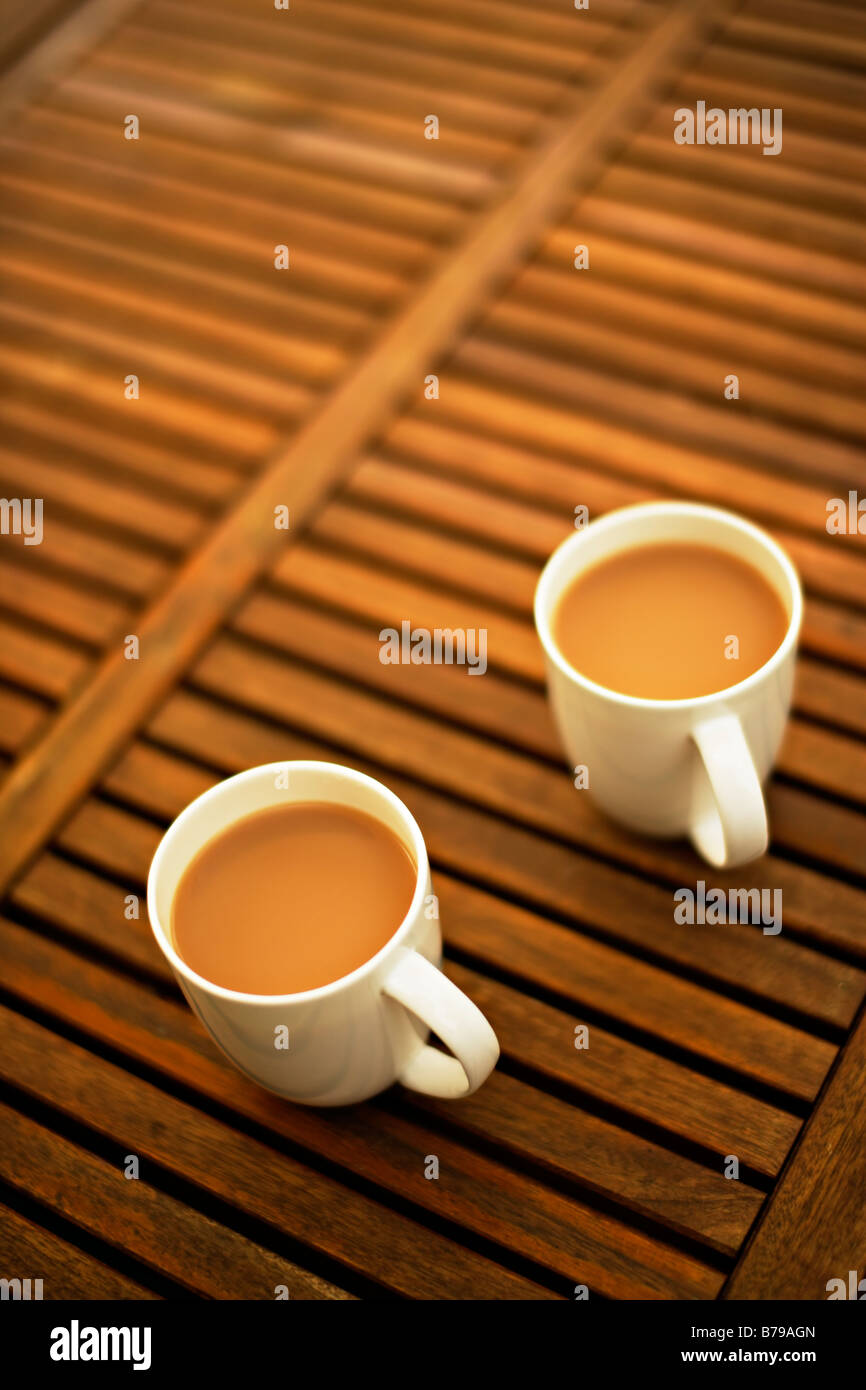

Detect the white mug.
[
  {"left": 534, "top": 502, "right": 803, "bottom": 869},
  {"left": 147, "top": 761, "right": 499, "bottom": 1106}
]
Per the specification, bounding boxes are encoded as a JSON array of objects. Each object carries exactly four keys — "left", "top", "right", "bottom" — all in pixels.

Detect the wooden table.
[{"left": 0, "top": 0, "right": 864, "bottom": 1300}]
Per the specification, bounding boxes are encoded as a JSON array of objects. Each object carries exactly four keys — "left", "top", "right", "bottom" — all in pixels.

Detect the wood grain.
[
  {"left": 0, "top": 1203, "right": 158, "bottom": 1300},
  {"left": 0, "top": 1101, "right": 353, "bottom": 1299},
  {"left": 0, "top": 917, "right": 724, "bottom": 1298},
  {"left": 0, "top": 1001, "right": 554, "bottom": 1299},
  {"left": 724, "top": 1005, "right": 866, "bottom": 1299}
]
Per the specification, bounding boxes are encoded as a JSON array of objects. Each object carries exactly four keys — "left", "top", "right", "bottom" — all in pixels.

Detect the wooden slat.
[
  {"left": 0, "top": 686, "right": 47, "bottom": 753},
  {"left": 573, "top": 193, "right": 866, "bottom": 303},
  {"left": 80, "top": 44, "right": 526, "bottom": 169},
  {"left": 0, "top": 510, "right": 171, "bottom": 600},
  {"left": 409, "top": 1073, "right": 762, "bottom": 1257},
  {"left": 0, "top": 557, "right": 127, "bottom": 646},
  {"left": 0, "top": 246, "right": 350, "bottom": 386},
  {"left": 540, "top": 223, "right": 866, "bottom": 351},
  {"left": 0, "top": 298, "right": 312, "bottom": 430},
  {"left": 0, "top": 917, "right": 726, "bottom": 1297},
  {"left": 0, "top": 1101, "right": 353, "bottom": 1299},
  {"left": 0, "top": 622, "right": 86, "bottom": 701},
  {"left": 126, "top": 3, "right": 586, "bottom": 135},
  {"left": 597, "top": 164, "right": 866, "bottom": 268},
  {"left": 0, "top": 0, "right": 734, "bottom": 897},
  {"left": 0, "top": 819, "right": 770, "bottom": 1251},
  {"left": 391, "top": 389, "right": 861, "bottom": 550},
  {"left": 0, "top": 121, "right": 452, "bottom": 269},
  {"left": 18, "top": 101, "right": 463, "bottom": 238},
  {"left": 51, "top": 72, "right": 492, "bottom": 204},
  {"left": 168, "top": 0, "right": 618, "bottom": 87},
  {"left": 726, "top": 10, "right": 866, "bottom": 70},
  {"left": 0, "top": 162, "right": 414, "bottom": 309},
  {"left": 629, "top": 129, "right": 866, "bottom": 220},
  {"left": 406, "top": 380, "right": 866, "bottom": 548},
  {"left": 0, "top": 266, "right": 344, "bottom": 408},
  {"left": 0, "top": 1001, "right": 554, "bottom": 1299},
  {"left": 341, "top": 455, "right": 866, "bottom": 637},
  {"left": 0, "top": 392, "right": 244, "bottom": 501},
  {"left": 444, "top": 955, "right": 799, "bottom": 1176},
  {"left": 480, "top": 300, "right": 866, "bottom": 444},
  {"left": 0, "top": 342, "right": 279, "bottom": 462},
  {"left": 702, "top": 36, "right": 866, "bottom": 110},
  {"left": 0, "top": 1203, "right": 158, "bottom": 1300}
]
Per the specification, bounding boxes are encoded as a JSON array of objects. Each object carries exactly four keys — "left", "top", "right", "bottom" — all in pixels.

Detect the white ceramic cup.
[
  {"left": 534, "top": 502, "right": 802, "bottom": 869},
  {"left": 147, "top": 761, "right": 499, "bottom": 1106}
]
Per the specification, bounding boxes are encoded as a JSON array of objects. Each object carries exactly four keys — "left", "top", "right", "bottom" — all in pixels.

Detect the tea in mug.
[
  {"left": 171, "top": 802, "right": 417, "bottom": 994},
  {"left": 552, "top": 541, "right": 788, "bottom": 700}
]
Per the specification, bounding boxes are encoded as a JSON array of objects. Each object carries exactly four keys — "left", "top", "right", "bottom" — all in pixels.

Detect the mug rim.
[
  {"left": 147, "top": 760, "right": 430, "bottom": 1007},
  {"left": 533, "top": 500, "right": 803, "bottom": 711}
]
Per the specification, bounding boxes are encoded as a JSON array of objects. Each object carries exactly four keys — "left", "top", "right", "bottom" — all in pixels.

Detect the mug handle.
[
  {"left": 689, "top": 711, "right": 768, "bottom": 868},
  {"left": 381, "top": 947, "right": 500, "bottom": 1099}
]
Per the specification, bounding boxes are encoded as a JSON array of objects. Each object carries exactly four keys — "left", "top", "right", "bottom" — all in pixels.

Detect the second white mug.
[{"left": 534, "top": 501, "right": 803, "bottom": 869}]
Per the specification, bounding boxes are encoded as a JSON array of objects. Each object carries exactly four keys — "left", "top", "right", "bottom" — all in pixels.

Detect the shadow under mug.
[
  {"left": 147, "top": 761, "right": 499, "bottom": 1106},
  {"left": 534, "top": 501, "right": 803, "bottom": 869}
]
